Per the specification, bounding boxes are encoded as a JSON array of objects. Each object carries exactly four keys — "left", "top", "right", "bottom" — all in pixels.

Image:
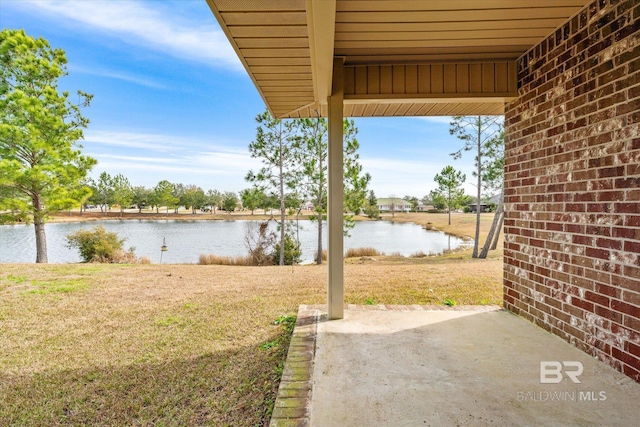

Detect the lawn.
[{"left": 0, "top": 213, "right": 503, "bottom": 426}]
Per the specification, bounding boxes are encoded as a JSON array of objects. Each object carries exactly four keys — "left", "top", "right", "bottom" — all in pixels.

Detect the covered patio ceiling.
[{"left": 207, "top": 0, "right": 590, "bottom": 118}]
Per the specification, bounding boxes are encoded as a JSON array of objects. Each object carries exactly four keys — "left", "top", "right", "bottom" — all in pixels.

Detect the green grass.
[{"left": 22, "top": 279, "right": 88, "bottom": 295}]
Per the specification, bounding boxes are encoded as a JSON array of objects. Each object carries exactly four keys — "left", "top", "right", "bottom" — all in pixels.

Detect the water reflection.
[{"left": 0, "top": 220, "right": 467, "bottom": 264}]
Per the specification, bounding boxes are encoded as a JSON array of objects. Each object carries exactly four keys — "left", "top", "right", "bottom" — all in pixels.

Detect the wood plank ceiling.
[{"left": 207, "top": 0, "right": 590, "bottom": 118}]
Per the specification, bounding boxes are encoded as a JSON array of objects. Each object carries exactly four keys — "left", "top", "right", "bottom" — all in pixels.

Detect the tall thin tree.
[
  {"left": 431, "top": 166, "right": 467, "bottom": 226},
  {"left": 450, "top": 115, "right": 502, "bottom": 258},
  {"left": 246, "top": 111, "right": 299, "bottom": 266}
]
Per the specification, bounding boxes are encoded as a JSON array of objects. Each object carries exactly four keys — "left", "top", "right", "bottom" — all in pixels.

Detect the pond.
[{"left": 0, "top": 220, "right": 468, "bottom": 264}]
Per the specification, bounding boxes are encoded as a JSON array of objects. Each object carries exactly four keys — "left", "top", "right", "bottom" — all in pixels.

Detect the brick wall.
[{"left": 504, "top": 0, "right": 640, "bottom": 382}]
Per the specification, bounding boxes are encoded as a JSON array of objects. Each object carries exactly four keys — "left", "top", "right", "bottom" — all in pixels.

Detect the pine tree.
[{"left": 0, "top": 29, "right": 96, "bottom": 262}]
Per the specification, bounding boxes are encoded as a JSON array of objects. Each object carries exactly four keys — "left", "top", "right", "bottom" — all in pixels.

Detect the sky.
[{"left": 1, "top": 0, "right": 485, "bottom": 199}]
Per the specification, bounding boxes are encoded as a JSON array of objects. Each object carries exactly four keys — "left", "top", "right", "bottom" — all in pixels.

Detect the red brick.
[
  {"left": 612, "top": 347, "right": 640, "bottom": 371},
  {"left": 595, "top": 304, "right": 623, "bottom": 324},
  {"left": 585, "top": 290, "right": 611, "bottom": 307},
  {"left": 596, "top": 238, "right": 622, "bottom": 250},
  {"left": 624, "top": 240, "right": 640, "bottom": 253},
  {"left": 623, "top": 364, "right": 640, "bottom": 382},
  {"left": 623, "top": 291, "right": 640, "bottom": 307},
  {"left": 595, "top": 283, "right": 621, "bottom": 299},
  {"left": 586, "top": 247, "right": 611, "bottom": 260},
  {"left": 613, "top": 227, "right": 640, "bottom": 239},
  {"left": 628, "top": 341, "right": 640, "bottom": 358},
  {"left": 572, "top": 297, "right": 595, "bottom": 312},
  {"left": 612, "top": 299, "right": 640, "bottom": 318}
]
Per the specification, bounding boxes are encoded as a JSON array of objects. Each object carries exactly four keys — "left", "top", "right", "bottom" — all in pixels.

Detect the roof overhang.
[{"left": 206, "top": 0, "right": 590, "bottom": 118}]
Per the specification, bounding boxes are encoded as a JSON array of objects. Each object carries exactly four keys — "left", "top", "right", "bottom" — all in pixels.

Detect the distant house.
[
  {"left": 301, "top": 201, "right": 315, "bottom": 211},
  {"left": 468, "top": 193, "right": 502, "bottom": 213},
  {"left": 417, "top": 203, "right": 435, "bottom": 212},
  {"left": 377, "top": 198, "right": 411, "bottom": 213}
]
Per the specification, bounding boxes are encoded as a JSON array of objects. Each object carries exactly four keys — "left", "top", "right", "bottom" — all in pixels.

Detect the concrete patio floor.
[{"left": 271, "top": 305, "right": 640, "bottom": 426}]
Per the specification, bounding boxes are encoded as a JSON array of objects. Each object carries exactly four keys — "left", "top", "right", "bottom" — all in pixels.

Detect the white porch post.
[{"left": 327, "top": 57, "right": 344, "bottom": 320}]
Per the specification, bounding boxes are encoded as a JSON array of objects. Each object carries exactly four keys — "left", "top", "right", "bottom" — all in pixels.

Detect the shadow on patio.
[{"left": 272, "top": 305, "right": 640, "bottom": 426}]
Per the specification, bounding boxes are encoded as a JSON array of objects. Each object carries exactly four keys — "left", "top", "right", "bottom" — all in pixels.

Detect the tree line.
[{"left": 84, "top": 172, "right": 242, "bottom": 216}]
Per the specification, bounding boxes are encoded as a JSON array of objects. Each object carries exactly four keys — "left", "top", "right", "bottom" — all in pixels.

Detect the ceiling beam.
[
  {"left": 306, "top": 0, "right": 337, "bottom": 105},
  {"left": 343, "top": 62, "right": 517, "bottom": 100}
]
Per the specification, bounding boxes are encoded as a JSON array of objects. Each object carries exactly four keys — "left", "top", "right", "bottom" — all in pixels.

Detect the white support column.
[{"left": 327, "top": 57, "right": 344, "bottom": 320}]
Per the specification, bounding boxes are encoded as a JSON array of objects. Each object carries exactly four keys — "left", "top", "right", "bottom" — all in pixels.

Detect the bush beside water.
[{"left": 66, "top": 226, "right": 139, "bottom": 263}]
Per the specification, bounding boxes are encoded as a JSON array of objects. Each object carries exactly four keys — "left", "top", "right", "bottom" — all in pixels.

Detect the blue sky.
[{"left": 1, "top": 0, "right": 480, "bottom": 198}]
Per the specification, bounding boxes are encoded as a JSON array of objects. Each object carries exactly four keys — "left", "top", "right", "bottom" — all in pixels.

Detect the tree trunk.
[
  {"left": 33, "top": 198, "right": 48, "bottom": 263},
  {"left": 472, "top": 116, "right": 482, "bottom": 258},
  {"left": 478, "top": 189, "right": 503, "bottom": 259},
  {"left": 279, "top": 133, "right": 285, "bottom": 266},
  {"left": 316, "top": 148, "right": 324, "bottom": 265},
  {"left": 447, "top": 191, "right": 452, "bottom": 225},
  {"left": 316, "top": 214, "right": 323, "bottom": 264},
  {"left": 491, "top": 210, "right": 504, "bottom": 250}
]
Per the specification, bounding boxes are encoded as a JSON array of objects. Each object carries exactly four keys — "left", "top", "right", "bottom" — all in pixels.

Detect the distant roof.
[{"left": 377, "top": 198, "right": 410, "bottom": 205}]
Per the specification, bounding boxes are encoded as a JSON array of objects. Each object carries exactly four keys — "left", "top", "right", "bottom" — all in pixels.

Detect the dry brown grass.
[
  {"left": 198, "top": 253, "right": 253, "bottom": 266},
  {"left": 345, "top": 247, "right": 383, "bottom": 258}
]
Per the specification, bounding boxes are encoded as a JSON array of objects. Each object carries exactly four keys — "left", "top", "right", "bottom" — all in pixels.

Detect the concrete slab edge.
[
  {"left": 269, "top": 304, "right": 503, "bottom": 426},
  {"left": 270, "top": 305, "right": 320, "bottom": 427},
  {"left": 330, "top": 304, "right": 503, "bottom": 312}
]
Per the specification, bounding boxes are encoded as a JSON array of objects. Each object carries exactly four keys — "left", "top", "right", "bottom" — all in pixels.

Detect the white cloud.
[
  {"left": 83, "top": 130, "right": 248, "bottom": 154},
  {"left": 17, "top": 0, "right": 242, "bottom": 71},
  {"left": 362, "top": 157, "right": 479, "bottom": 197},
  {"left": 83, "top": 129, "right": 261, "bottom": 191},
  {"left": 69, "top": 65, "right": 167, "bottom": 89}
]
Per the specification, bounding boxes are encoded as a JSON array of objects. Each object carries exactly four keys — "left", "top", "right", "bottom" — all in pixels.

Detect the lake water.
[{"left": 0, "top": 220, "right": 467, "bottom": 264}]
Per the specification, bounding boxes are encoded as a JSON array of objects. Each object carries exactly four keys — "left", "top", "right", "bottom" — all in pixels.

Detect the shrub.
[
  {"left": 66, "top": 226, "right": 136, "bottom": 263},
  {"left": 272, "top": 233, "right": 302, "bottom": 265},
  {"left": 345, "top": 247, "right": 383, "bottom": 258},
  {"left": 363, "top": 205, "right": 380, "bottom": 219},
  {"left": 244, "top": 221, "right": 276, "bottom": 266}
]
